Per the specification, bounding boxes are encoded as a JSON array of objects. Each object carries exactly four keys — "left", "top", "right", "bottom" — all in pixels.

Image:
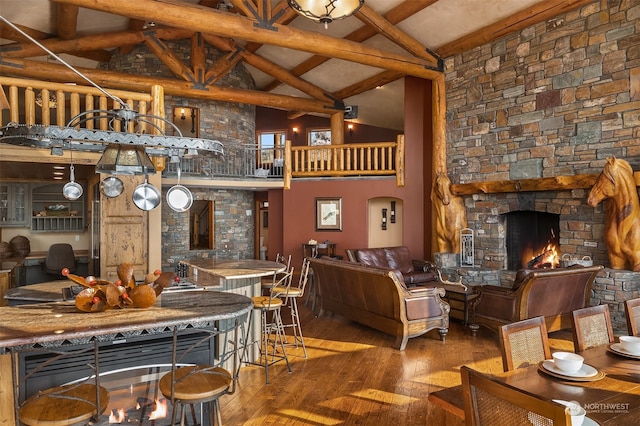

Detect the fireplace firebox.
[
  {"left": 19, "top": 332, "right": 214, "bottom": 424},
  {"left": 505, "top": 211, "right": 560, "bottom": 270}
]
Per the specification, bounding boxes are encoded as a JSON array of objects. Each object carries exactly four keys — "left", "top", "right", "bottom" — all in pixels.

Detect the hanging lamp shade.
[
  {"left": 96, "top": 144, "right": 157, "bottom": 175},
  {"left": 288, "top": 0, "right": 364, "bottom": 28}
]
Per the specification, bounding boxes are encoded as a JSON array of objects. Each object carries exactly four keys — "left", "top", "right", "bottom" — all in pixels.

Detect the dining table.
[{"left": 429, "top": 344, "right": 640, "bottom": 425}]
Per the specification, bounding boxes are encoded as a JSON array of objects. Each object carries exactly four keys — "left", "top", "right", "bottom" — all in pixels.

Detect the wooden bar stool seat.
[
  {"left": 19, "top": 383, "right": 109, "bottom": 426},
  {"left": 15, "top": 340, "right": 108, "bottom": 426},
  {"left": 159, "top": 365, "right": 232, "bottom": 425}
]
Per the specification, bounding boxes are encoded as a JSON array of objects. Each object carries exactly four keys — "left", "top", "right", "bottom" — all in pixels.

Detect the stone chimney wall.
[{"left": 444, "top": 0, "right": 640, "bottom": 271}]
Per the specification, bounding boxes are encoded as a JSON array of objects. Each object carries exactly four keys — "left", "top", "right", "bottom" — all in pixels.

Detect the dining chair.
[
  {"left": 624, "top": 297, "right": 640, "bottom": 336},
  {"left": 159, "top": 320, "right": 243, "bottom": 426},
  {"left": 460, "top": 365, "right": 570, "bottom": 425},
  {"left": 499, "top": 316, "right": 551, "bottom": 371},
  {"left": 16, "top": 340, "right": 109, "bottom": 426},
  {"left": 273, "top": 257, "right": 311, "bottom": 358},
  {"left": 571, "top": 304, "right": 614, "bottom": 352},
  {"left": 243, "top": 268, "right": 293, "bottom": 384}
]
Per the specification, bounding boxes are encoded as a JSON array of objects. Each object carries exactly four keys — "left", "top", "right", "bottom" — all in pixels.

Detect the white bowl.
[
  {"left": 619, "top": 335, "right": 640, "bottom": 354},
  {"left": 552, "top": 352, "right": 584, "bottom": 373}
]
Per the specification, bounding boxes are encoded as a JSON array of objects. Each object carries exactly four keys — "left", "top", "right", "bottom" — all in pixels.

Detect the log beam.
[
  {"left": 262, "top": 0, "right": 437, "bottom": 92},
  {"left": 355, "top": 4, "right": 440, "bottom": 68},
  {"left": 52, "top": 0, "right": 442, "bottom": 81},
  {"left": 143, "top": 33, "right": 197, "bottom": 83},
  {"left": 437, "top": 0, "right": 595, "bottom": 58},
  {"left": 0, "top": 57, "right": 342, "bottom": 114},
  {"left": 56, "top": 4, "right": 79, "bottom": 40}
]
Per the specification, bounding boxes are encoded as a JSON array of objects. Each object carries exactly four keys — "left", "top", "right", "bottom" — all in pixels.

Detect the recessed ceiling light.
[
  {"left": 53, "top": 172, "right": 64, "bottom": 176},
  {"left": 53, "top": 176, "right": 63, "bottom": 180},
  {"left": 53, "top": 166, "right": 66, "bottom": 170}
]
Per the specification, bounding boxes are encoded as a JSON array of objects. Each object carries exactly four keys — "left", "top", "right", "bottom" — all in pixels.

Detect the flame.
[
  {"left": 109, "top": 408, "right": 126, "bottom": 423},
  {"left": 149, "top": 398, "right": 169, "bottom": 420},
  {"left": 528, "top": 243, "right": 560, "bottom": 269}
]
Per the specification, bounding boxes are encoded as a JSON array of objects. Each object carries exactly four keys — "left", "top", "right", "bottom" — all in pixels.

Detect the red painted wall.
[{"left": 256, "top": 79, "right": 433, "bottom": 269}]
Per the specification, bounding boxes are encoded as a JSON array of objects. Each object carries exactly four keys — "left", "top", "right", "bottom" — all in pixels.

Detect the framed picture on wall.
[
  {"left": 308, "top": 129, "right": 331, "bottom": 146},
  {"left": 315, "top": 197, "right": 342, "bottom": 231}
]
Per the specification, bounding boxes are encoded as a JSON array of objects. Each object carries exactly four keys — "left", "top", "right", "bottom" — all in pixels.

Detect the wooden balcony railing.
[
  {"left": 1, "top": 77, "right": 163, "bottom": 133},
  {"left": 283, "top": 135, "right": 405, "bottom": 189}
]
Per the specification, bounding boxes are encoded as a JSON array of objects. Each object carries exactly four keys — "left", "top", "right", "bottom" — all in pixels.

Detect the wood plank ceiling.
[{"left": 0, "top": 0, "right": 595, "bottom": 180}]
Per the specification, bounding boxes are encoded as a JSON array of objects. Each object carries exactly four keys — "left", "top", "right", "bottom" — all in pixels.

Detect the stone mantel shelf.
[
  {"left": 452, "top": 171, "right": 640, "bottom": 196},
  {"left": 0, "top": 289, "right": 252, "bottom": 352}
]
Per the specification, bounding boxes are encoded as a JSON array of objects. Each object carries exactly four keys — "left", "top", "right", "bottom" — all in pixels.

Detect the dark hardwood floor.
[{"left": 222, "top": 300, "right": 576, "bottom": 425}]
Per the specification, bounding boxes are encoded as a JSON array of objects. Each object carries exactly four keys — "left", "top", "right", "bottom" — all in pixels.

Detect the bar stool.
[
  {"left": 159, "top": 321, "right": 243, "bottom": 426},
  {"left": 261, "top": 253, "right": 291, "bottom": 292},
  {"left": 243, "top": 269, "right": 293, "bottom": 384},
  {"left": 274, "top": 258, "right": 311, "bottom": 357},
  {"left": 16, "top": 340, "right": 109, "bottom": 426}
]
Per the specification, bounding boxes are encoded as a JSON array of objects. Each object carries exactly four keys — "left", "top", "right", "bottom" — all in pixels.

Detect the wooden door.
[{"left": 99, "top": 175, "right": 148, "bottom": 281}]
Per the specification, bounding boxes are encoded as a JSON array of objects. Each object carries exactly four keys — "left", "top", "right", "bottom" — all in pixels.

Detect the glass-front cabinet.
[
  {"left": 31, "top": 183, "right": 85, "bottom": 232},
  {"left": 0, "top": 183, "right": 29, "bottom": 227}
]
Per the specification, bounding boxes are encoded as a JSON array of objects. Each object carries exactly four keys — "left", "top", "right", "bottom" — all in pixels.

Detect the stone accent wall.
[
  {"left": 102, "top": 40, "right": 257, "bottom": 269},
  {"left": 444, "top": 0, "right": 640, "bottom": 331},
  {"left": 161, "top": 187, "right": 255, "bottom": 270},
  {"left": 444, "top": 0, "right": 640, "bottom": 269}
]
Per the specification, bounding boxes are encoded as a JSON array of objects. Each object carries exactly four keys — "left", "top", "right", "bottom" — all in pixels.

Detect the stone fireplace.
[{"left": 440, "top": 0, "right": 640, "bottom": 332}]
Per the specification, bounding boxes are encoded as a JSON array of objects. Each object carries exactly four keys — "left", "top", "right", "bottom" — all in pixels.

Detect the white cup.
[{"left": 565, "top": 401, "right": 586, "bottom": 426}]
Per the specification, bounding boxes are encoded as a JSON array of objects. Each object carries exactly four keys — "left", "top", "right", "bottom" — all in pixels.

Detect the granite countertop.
[
  {"left": 0, "top": 289, "right": 252, "bottom": 351},
  {"left": 185, "top": 259, "right": 285, "bottom": 279}
]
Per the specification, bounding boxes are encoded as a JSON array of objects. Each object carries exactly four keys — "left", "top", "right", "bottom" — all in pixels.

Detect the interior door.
[{"left": 99, "top": 175, "right": 148, "bottom": 281}]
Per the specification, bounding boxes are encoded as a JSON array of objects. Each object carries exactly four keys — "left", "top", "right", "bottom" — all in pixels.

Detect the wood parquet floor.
[{"left": 222, "top": 301, "right": 576, "bottom": 425}]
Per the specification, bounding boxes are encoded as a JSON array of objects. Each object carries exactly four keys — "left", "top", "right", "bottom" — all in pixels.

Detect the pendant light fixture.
[{"left": 288, "top": 0, "right": 365, "bottom": 29}]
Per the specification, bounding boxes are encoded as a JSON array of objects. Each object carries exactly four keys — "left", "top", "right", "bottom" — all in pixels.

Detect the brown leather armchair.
[{"left": 470, "top": 265, "right": 604, "bottom": 335}]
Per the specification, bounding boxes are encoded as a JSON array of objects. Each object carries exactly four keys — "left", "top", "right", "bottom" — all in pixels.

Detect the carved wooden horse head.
[
  {"left": 433, "top": 172, "right": 453, "bottom": 206},
  {"left": 587, "top": 156, "right": 640, "bottom": 271}
]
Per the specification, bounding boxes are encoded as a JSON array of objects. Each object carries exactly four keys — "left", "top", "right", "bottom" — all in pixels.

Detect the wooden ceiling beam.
[
  {"left": 436, "top": 0, "right": 595, "bottom": 58},
  {"left": 0, "top": 27, "right": 193, "bottom": 58},
  {"left": 0, "top": 57, "right": 342, "bottom": 114},
  {"left": 56, "top": 4, "right": 79, "bottom": 40},
  {"left": 262, "top": 0, "right": 437, "bottom": 91},
  {"left": 335, "top": 70, "right": 404, "bottom": 100},
  {"left": 202, "top": 34, "right": 339, "bottom": 104},
  {"left": 143, "top": 34, "right": 197, "bottom": 83},
  {"left": 0, "top": 22, "right": 112, "bottom": 62},
  {"left": 191, "top": 33, "right": 207, "bottom": 83},
  {"left": 120, "top": 19, "right": 148, "bottom": 55},
  {"left": 355, "top": 4, "right": 440, "bottom": 68},
  {"left": 52, "top": 0, "right": 441, "bottom": 80}
]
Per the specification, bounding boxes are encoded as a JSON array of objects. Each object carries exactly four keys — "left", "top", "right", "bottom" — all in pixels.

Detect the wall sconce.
[
  {"left": 347, "top": 123, "right": 353, "bottom": 136},
  {"left": 390, "top": 201, "right": 396, "bottom": 223},
  {"left": 180, "top": 108, "right": 186, "bottom": 120},
  {"left": 382, "top": 208, "right": 387, "bottom": 230},
  {"left": 292, "top": 127, "right": 298, "bottom": 139}
]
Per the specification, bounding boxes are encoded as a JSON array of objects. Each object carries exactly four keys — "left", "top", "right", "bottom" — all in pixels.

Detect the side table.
[{"left": 437, "top": 283, "right": 477, "bottom": 326}]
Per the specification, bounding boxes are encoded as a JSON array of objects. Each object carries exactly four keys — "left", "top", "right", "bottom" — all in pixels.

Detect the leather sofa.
[
  {"left": 470, "top": 265, "right": 604, "bottom": 335},
  {"left": 345, "top": 246, "right": 438, "bottom": 286},
  {"left": 308, "top": 256, "right": 450, "bottom": 350}
]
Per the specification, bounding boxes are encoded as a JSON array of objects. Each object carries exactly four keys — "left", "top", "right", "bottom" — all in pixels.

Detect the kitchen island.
[{"left": 0, "top": 259, "right": 285, "bottom": 424}]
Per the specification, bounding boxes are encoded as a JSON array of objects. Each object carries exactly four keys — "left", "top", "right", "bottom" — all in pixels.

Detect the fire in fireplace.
[{"left": 506, "top": 211, "right": 560, "bottom": 270}]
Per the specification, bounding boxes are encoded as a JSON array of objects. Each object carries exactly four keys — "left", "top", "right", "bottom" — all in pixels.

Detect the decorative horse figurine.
[
  {"left": 587, "top": 157, "right": 640, "bottom": 271},
  {"left": 431, "top": 172, "right": 467, "bottom": 253}
]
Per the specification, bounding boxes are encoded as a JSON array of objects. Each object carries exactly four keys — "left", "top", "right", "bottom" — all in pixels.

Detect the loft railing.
[
  {"left": 0, "top": 76, "right": 163, "bottom": 132},
  {"left": 283, "top": 135, "right": 405, "bottom": 189},
  {"left": 1, "top": 77, "right": 405, "bottom": 187}
]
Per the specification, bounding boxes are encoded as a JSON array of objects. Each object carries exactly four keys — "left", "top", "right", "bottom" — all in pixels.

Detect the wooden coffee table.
[{"left": 437, "top": 283, "right": 477, "bottom": 326}]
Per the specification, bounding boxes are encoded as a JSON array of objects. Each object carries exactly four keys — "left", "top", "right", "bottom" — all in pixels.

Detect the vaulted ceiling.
[{"left": 1, "top": 0, "right": 593, "bottom": 136}]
